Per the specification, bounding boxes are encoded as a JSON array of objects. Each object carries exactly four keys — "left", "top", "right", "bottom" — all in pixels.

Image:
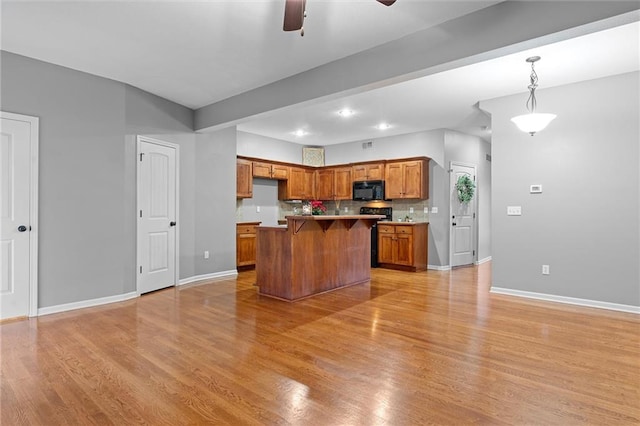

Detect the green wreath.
[{"left": 456, "top": 175, "right": 475, "bottom": 203}]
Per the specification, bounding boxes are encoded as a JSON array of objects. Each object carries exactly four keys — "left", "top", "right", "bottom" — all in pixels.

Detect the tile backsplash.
[{"left": 238, "top": 198, "right": 430, "bottom": 223}]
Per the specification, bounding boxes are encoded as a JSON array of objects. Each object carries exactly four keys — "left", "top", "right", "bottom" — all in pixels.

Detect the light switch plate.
[
  {"left": 431, "top": 207, "right": 438, "bottom": 214},
  {"left": 409, "top": 207, "right": 414, "bottom": 214},
  {"left": 507, "top": 206, "right": 522, "bottom": 216},
  {"left": 530, "top": 184, "right": 543, "bottom": 194}
]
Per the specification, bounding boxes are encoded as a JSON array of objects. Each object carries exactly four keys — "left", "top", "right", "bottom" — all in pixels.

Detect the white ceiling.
[{"left": 2, "top": 1, "right": 639, "bottom": 145}]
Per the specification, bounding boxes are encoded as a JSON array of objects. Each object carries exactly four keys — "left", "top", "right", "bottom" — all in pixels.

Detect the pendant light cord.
[{"left": 526, "top": 61, "right": 539, "bottom": 113}]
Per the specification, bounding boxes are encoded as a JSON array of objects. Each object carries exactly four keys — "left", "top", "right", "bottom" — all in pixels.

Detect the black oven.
[{"left": 360, "top": 206, "right": 392, "bottom": 267}]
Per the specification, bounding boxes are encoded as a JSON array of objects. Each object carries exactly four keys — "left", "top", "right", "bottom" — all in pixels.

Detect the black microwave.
[{"left": 353, "top": 180, "right": 385, "bottom": 201}]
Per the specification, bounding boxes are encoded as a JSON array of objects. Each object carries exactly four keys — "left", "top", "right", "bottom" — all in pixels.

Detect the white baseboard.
[
  {"left": 475, "top": 256, "right": 492, "bottom": 265},
  {"left": 490, "top": 287, "right": 640, "bottom": 314},
  {"left": 38, "top": 291, "right": 138, "bottom": 317},
  {"left": 178, "top": 270, "right": 238, "bottom": 286},
  {"left": 428, "top": 264, "right": 451, "bottom": 271}
]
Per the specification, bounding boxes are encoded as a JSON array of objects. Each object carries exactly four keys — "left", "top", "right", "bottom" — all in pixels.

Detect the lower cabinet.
[
  {"left": 237, "top": 222, "right": 261, "bottom": 269},
  {"left": 378, "top": 223, "right": 428, "bottom": 272}
]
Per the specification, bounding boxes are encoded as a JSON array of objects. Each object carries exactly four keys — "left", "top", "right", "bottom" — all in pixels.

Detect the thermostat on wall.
[{"left": 530, "top": 184, "right": 543, "bottom": 194}]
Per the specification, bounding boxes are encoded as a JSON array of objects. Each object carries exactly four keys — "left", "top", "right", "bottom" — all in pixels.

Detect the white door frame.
[
  {"left": 136, "top": 136, "right": 180, "bottom": 294},
  {"left": 1, "top": 111, "right": 39, "bottom": 317},
  {"left": 449, "top": 161, "right": 477, "bottom": 268}
]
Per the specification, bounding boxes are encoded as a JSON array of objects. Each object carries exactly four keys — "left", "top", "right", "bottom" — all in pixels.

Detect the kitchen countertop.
[{"left": 380, "top": 221, "right": 429, "bottom": 225}]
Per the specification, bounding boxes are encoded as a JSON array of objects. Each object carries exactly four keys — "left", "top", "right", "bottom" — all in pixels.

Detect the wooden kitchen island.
[{"left": 255, "top": 215, "right": 384, "bottom": 301}]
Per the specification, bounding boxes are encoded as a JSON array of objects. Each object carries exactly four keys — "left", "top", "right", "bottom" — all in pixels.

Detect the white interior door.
[
  {"left": 450, "top": 162, "right": 477, "bottom": 268},
  {"left": 1, "top": 113, "right": 38, "bottom": 319},
  {"left": 137, "top": 137, "right": 178, "bottom": 294}
]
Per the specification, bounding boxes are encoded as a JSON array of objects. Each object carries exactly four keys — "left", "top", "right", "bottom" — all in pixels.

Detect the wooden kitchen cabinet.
[
  {"left": 384, "top": 159, "right": 429, "bottom": 199},
  {"left": 378, "top": 223, "right": 428, "bottom": 272},
  {"left": 278, "top": 166, "right": 315, "bottom": 200},
  {"left": 352, "top": 162, "right": 384, "bottom": 181},
  {"left": 237, "top": 222, "right": 261, "bottom": 268},
  {"left": 236, "top": 159, "right": 253, "bottom": 199},
  {"left": 315, "top": 167, "right": 352, "bottom": 200},
  {"left": 252, "top": 161, "right": 288, "bottom": 180}
]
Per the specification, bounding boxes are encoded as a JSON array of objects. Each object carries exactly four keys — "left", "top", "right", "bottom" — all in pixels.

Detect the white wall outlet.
[
  {"left": 424, "top": 207, "right": 429, "bottom": 214},
  {"left": 507, "top": 206, "right": 522, "bottom": 216},
  {"left": 344, "top": 206, "right": 348, "bottom": 212},
  {"left": 431, "top": 207, "right": 438, "bottom": 214},
  {"left": 542, "top": 264, "right": 550, "bottom": 275},
  {"left": 204, "top": 250, "right": 210, "bottom": 259},
  {"left": 256, "top": 206, "right": 261, "bottom": 213},
  {"left": 409, "top": 207, "right": 414, "bottom": 214}
]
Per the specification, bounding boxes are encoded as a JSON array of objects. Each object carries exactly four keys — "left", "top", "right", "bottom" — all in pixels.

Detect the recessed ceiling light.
[
  {"left": 376, "top": 123, "right": 391, "bottom": 130},
  {"left": 293, "top": 129, "right": 307, "bottom": 137},
  {"left": 337, "top": 109, "right": 354, "bottom": 117}
]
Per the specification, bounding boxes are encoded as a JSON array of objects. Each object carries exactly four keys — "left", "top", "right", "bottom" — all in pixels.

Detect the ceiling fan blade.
[
  {"left": 377, "top": 0, "right": 397, "bottom": 5},
  {"left": 283, "top": 0, "right": 306, "bottom": 31}
]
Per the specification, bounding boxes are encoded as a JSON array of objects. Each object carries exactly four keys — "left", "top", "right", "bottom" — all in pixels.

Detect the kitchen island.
[{"left": 255, "top": 215, "right": 384, "bottom": 301}]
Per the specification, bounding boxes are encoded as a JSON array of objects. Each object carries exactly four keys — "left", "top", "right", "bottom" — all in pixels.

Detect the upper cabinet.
[
  {"left": 352, "top": 163, "right": 384, "bottom": 182},
  {"left": 315, "top": 167, "right": 352, "bottom": 201},
  {"left": 278, "top": 166, "right": 315, "bottom": 200},
  {"left": 385, "top": 159, "right": 429, "bottom": 200},
  {"left": 253, "top": 161, "right": 289, "bottom": 180},
  {"left": 237, "top": 158, "right": 253, "bottom": 199}
]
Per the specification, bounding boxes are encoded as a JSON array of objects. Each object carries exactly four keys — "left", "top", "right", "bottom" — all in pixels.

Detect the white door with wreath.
[{"left": 450, "top": 162, "right": 477, "bottom": 268}]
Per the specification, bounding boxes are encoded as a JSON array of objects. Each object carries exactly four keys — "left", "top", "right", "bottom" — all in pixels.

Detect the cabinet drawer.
[
  {"left": 378, "top": 224, "right": 395, "bottom": 234},
  {"left": 395, "top": 226, "right": 413, "bottom": 235},
  {"left": 237, "top": 225, "right": 257, "bottom": 235}
]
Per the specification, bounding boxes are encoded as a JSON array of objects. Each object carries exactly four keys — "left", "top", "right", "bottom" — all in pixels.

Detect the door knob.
[
  {"left": 18, "top": 225, "right": 28, "bottom": 232},
  {"left": 169, "top": 221, "right": 176, "bottom": 227}
]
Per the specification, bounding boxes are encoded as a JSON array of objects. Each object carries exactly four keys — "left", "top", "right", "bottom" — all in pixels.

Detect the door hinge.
[
  {"left": 473, "top": 213, "right": 476, "bottom": 219},
  {"left": 139, "top": 266, "right": 143, "bottom": 274},
  {"left": 139, "top": 210, "right": 143, "bottom": 218},
  {"left": 473, "top": 250, "right": 475, "bottom": 256},
  {"left": 139, "top": 153, "right": 144, "bottom": 161}
]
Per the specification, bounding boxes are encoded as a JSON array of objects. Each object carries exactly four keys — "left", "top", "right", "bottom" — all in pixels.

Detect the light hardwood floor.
[{"left": 2, "top": 263, "right": 639, "bottom": 425}]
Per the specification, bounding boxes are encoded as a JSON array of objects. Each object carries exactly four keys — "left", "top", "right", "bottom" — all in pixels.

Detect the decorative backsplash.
[{"left": 237, "top": 198, "right": 430, "bottom": 224}]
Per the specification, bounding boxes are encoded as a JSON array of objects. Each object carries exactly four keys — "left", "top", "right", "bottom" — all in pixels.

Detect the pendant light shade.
[
  {"left": 511, "top": 113, "right": 557, "bottom": 135},
  {"left": 511, "top": 56, "right": 556, "bottom": 136}
]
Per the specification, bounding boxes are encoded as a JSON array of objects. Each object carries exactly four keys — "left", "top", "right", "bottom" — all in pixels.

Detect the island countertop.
[{"left": 255, "top": 215, "right": 384, "bottom": 301}]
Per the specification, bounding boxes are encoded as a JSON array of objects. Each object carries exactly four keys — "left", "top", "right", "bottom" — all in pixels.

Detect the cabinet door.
[
  {"left": 252, "top": 161, "right": 273, "bottom": 178},
  {"left": 237, "top": 234, "right": 257, "bottom": 266},
  {"left": 279, "top": 167, "right": 315, "bottom": 200},
  {"left": 378, "top": 232, "right": 396, "bottom": 264},
  {"left": 334, "top": 167, "right": 352, "bottom": 200},
  {"left": 237, "top": 159, "right": 253, "bottom": 198},
  {"left": 402, "top": 160, "right": 424, "bottom": 199},
  {"left": 271, "top": 164, "right": 289, "bottom": 180},
  {"left": 385, "top": 162, "right": 404, "bottom": 199},
  {"left": 352, "top": 164, "right": 368, "bottom": 181},
  {"left": 395, "top": 234, "right": 413, "bottom": 266},
  {"left": 366, "top": 164, "right": 385, "bottom": 181},
  {"left": 315, "top": 169, "right": 335, "bottom": 200}
]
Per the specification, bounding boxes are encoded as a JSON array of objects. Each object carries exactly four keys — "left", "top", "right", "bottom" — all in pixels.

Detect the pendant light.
[{"left": 511, "top": 56, "right": 556, "bottom": 136}]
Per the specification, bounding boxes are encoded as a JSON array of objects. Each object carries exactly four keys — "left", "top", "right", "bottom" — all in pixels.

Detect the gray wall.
[
  {"left": 0, "top": 51, "right": 210, "bottom": 308},
  {"left": 237, "top": 131, "right": 302, "bottom": 164},
  {"left": 195, "top": 128, "right": 237, "bottom": 275},
  {"left": 482, "top": 72, "right": 639, "bottom": 307}
]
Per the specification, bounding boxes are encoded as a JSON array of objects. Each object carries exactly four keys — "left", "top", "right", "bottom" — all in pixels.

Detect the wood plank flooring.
[{"left": 2, "top": 263, "right": 639, "bottom": 425}]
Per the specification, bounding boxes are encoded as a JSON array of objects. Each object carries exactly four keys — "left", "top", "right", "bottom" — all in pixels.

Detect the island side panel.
[
  {"left": 255, "top": 227, "right": 292, "bottom": 300},
  {"left": 289, "top": 219, "right": 339, "bottom": 299},
  {"left": 337, "top": 219, "right": 373, "bottom": 286}
]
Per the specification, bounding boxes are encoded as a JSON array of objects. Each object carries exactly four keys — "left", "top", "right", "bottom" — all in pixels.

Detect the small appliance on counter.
[{"left": 360, "top": 206, "right": 392, "bottom": 267}]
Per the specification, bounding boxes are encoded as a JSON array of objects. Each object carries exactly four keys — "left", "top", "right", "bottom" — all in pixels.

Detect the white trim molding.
[
  {"left": 490, "top": 287, "right": 640, "bottom": 314},
  {"left": 178, "top": 270, "right": 239, "bottom": 286},
  {"left": 475, "top": 256, "right": 492, "bottom": 265},
  {"left": 428, "top": 265, "right": 451, "bottom": 271},
  {"left": 38, "top": 292, "right": 138, "bottom": 317}
]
